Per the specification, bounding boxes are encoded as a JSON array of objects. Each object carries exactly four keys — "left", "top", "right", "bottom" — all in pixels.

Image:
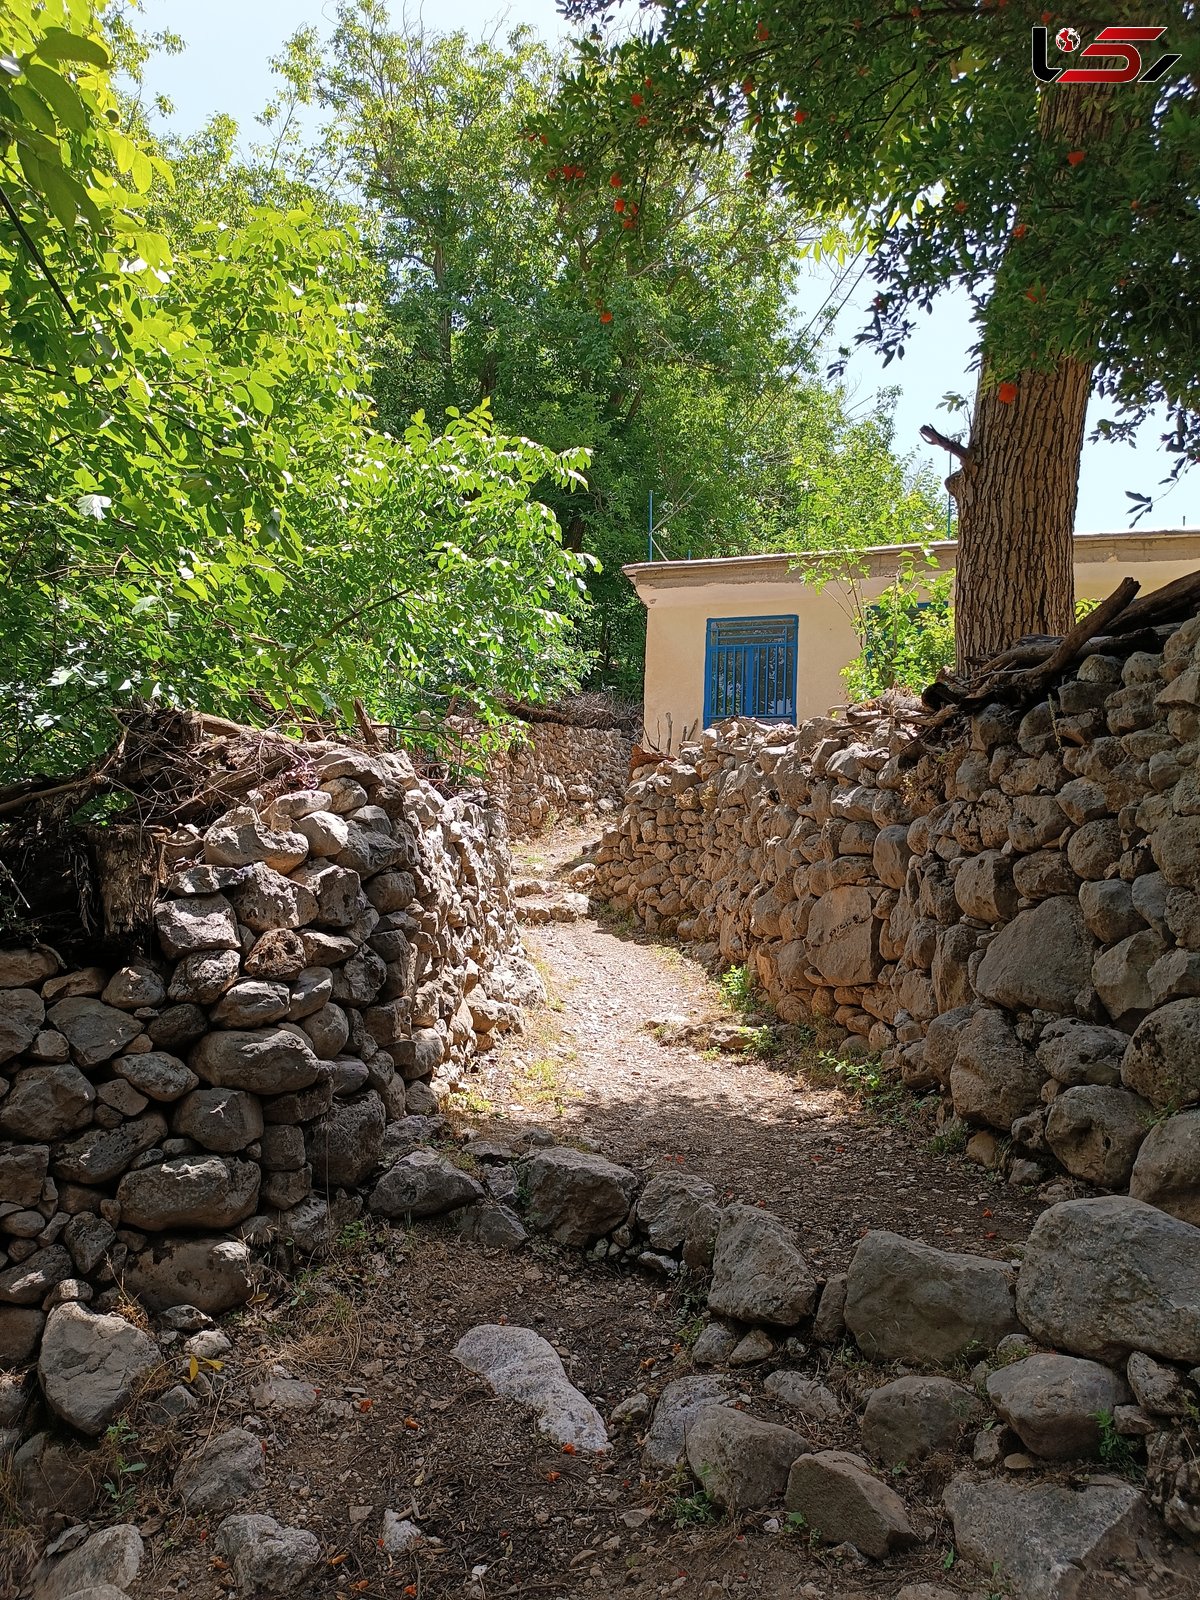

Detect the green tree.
[
  {"left": 545, "top": 1, "right": 1200, "bottom": 665},
  {"left": 269, "top": 2, "right": 944, "bottom": 693}
]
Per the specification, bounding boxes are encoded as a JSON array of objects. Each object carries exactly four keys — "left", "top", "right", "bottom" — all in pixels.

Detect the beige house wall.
[{"left": 628, "top": 531, "right": 1200, "bottom": 749}]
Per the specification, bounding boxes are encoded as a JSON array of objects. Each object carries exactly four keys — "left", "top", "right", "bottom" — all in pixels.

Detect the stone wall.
[
  {"left": 484, "top": 719, "right": 634, "bottom": 836},
  {"left": 595, "top": 613, "right": 1200, "bottom": 1210},
  {"left": 0, "top": 739, "right": 539, "bottom": 1365}
]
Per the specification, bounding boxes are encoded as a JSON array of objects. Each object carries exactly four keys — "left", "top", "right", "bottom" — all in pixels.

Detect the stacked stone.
[
  {"left": 484, "top": 721, "right": 633, "bottom": 836},
  {"left": 0, "top": 741, "right": 538, "bottom": 1365},
  {"left": 596, "top": 613, "right": 1200, "bottom": 1208}
]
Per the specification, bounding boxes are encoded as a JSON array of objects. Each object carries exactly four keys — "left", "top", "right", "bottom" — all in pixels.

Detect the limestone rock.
[
  {"left": 175, "top": 1427, "right": 266, "bottom": 1512},
  {"left": 784, "top": 1450, "right": 915, "bottom": 1559},
  {"left": 643, "top": 1375, "right": 732, "bottom": 1470},
  {"left": 101, "top": 963, "right": 165, "bottom": 1011},
  {"left": 807, "top": 886, "right": 878, "bottom": 986},
  {"left": 950, "top": 1008, "right": 1041, "bottom": 1131},
  {"left": 168, "top": 948, "right": 242, "bottom": 1005},
  {"left": 114, "top": 1049, "right": 198, "bottom": 1102},
  {"left": 845, "top": 1230, "right": 1020, "bottom": 1363},
  {"left": 0, "top": 988, "right": 46, "bottom": 1064},
  {"left": 1130, "top": 1110, "right": 1200, "bottom": 1224},
  {"left": 986, "top": 1353, "right": 1129, "bottom": 1458},
  {"left": 633, "top": 1172, "right": 718, "bottom": 1251},
  {"left": 1036, "top": 1019, "right": 1126, "bottom": 1088},
  {"left": 1044, "top": 1086, "right": 1150, "bottom": 1188},
  {"left": 53, "top": 1112, "right": 168, "bottom": 1184},
  {"left": 191, "top": 1028, "right": 322, "bottom": 1095},
  {"left": 0, "top": 1245, "right": 72, "bottom": 1306},
  {"left": 124, "top": 1236, "right": 253, "bottom": 1313},
  {"left": 1016, "top": 1195, "right": 1200, "bottom": 1364},
  {"left": 203, "top": 809, "right": 308, "bottom": 873},
  {"left": 1126, "top": 1351, "right": 1195, "bottom": 1417},
  {"left": 0, "top": 948, "right": 58, "bottom": 990},
  {"left": 943, "top": 1473, "right": 1150, "bottom": 1600},
  {"left": 38, "top": 1303, "right": 159, "bottom": 1436},
  {"left": 34, "top": 1523, "right": 142, "bottom": 1600},
  {"left": 707, "top": 1205, "right": 817, "bottom": 1327},
  {"left": 1121, "top": 997, "right": 1200, "bottom": 1108},
  {"left": 153, "top": 894, "right": 240, "bottom": 959},
  {"left": 0, "top": 1064, "right": 94, "bottom": 1139},
  {"left": 860, "top": 1375, "right": 983, "bottom": 1466},
  {"left": 118, "top": 1156, "right": 260, "bottom": 1232},
  {"left": 974, "top": 897, "right": 1096, "bottom": 1015},
  {"left": 369, "top": 1150, "right": 484, "bottom": 1218},
  {"left": 210, "top": 979, "right": 291, "bottom": 1027},
  {"left": 452, "top": 1323, "right": 608, "bottom": 1452},
  {"left": 684, "top": 1405, "right": 808, "bottom": 1510},
  {"left": 954, "top": 850, "right": 1017, "bottom": 923},
  {"left": 519, "top": 1147, "right": 638, "bottom": 1246},
  {"left": 172, "top": 1088, "right": 264, "bottom": 1153},
  {"left": 214, "top": 1513, "right": 321, "bottom": 1595},
  {"left": 763, "top": 1372, "right": 844, "bottom": 1425},
  {"left": 1092, "top": 930, "right": 1167, "bottom": 1023},
  {"left": 305, "top": 1092, "right": 385, "bottom": 1188}
]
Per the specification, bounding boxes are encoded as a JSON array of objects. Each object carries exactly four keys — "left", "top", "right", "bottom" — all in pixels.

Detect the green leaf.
[{"left": 35, "top": 27, "right": 111, "bottom": 69}]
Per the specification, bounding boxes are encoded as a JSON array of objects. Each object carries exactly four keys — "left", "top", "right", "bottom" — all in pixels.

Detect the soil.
[{"left": 18, "top": 823, "right": 1200, "bottom": 1600}]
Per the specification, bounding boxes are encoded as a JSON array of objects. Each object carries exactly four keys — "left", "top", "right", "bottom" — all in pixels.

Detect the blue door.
[{"left": 703, "top": 615, "right": 798, "bottom": 726}]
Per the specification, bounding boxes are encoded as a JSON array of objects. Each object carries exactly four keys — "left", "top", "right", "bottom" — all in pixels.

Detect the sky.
[{"left": 136, "top": 0, "right": 1198, "bottom": 536}]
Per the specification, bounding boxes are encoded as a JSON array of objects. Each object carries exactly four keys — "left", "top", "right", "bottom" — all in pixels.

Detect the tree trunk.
[{"left": 950, "top": 354, "right": 1091, "bottom": 666}]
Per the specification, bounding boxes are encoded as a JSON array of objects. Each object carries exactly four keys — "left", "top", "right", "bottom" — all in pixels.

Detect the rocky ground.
[{"left": 7, "top": 825, "right": 1200, "bottom": 1600}]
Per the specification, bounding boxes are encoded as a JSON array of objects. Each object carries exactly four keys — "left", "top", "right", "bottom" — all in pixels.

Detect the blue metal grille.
[{"left": 704, "top": 615, "right": 798, "bottom": 726}]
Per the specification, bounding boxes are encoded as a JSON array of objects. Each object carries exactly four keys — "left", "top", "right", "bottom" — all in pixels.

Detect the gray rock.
[
  {"left": 1130, "top": 1110, "right": 1200, "bottom": 1224},
  {"left": 784, "top": 1449, "right": 915, "bottom": 1559},
  {"left": 1079, "top": 879, "right": 1143, "bottom": 945},
  {"left": 0, "top": 989, "right": 46, "bottom": 1065},
  {"left": 0, "top": 948, "right": 58, "bottom": 990},
  {"left": 643, "top": 1375, "right": 731, "bottom": 1470},
  {"left": 172, "top": 1088, "right": 264, "bottom": 1153},
  {"left": 1147, "top": 946, "right": 1200, "bottom": 1005},
  {"left": 812, "top": 1274, "right": 848, "bottom": 1345},
  {"left": 764, "top": 1372, "right": 844, "bottom": 1425},
  {"left": 1121, "top": 998, "right": 1200, "bottom": 1108},
  {"left": 305, "top": 1092, "right": 385, "bottom": 1187},
  {"left": 1036, "top": 1019, "right": 1127, "bottom": 1087},
  {"left": 986, "top": 1353, "right": 1128, "bottom": 1458},
  {"left": 243, "top": 929, "right": 307, "bottom": 979},
  {"left": 707, "top": 1205, "right": 817, "bottom": 1327},
  {"left": 1152, "top": 814, "right": 1200, "bottom": 887},
  {"left": 168, "top": 948, "right": 242, "bottom": 1005},
  {"left": 114, "top": 1050, "right": 198, "bottom": 1102},
  {"left": 451, "top": 1202, "right": 528, "bottom": 1249},
  {"left": 1016, "top": 1195, "right": 1200, "bottom": 1363},
  {"left": 53, "top": 1113, "right": 168, "bottom": 1184},
  {"left": 0, "top": 1307, "right": 44, "bottom": 1362},
  {"left": 1092, "top": 930, "right": 1166, "bottom": 1023},
  {"left": 1044, "top": 1086, "right": 1150, "bottom": 1188},
  {"left": 379, "top": 1512, "right": 422, "bottom": 1555},
  {"left": 953, "top": 850, "right": 1017, "bottom": 923},
  {"left": 845, "top": 1230, "right": 1021, "bottom": 1363},
  {"left": 691, "top": 1321, "right": 738, "bottom": 1367},
  {"left": 369, "top": 1151, "right": 484, "bottom": 1218},
  {"left": 290, "top": 861, "right": 364, "bottom": 928},
  {"left": 38, "top": 1304, "right": 159, "bottom": 1436},
  {"left": 452, "top": 1323, "right": 608, "bottom": 1451},
  {"left": 147, "top": 1003, "right": 207, "bottom": 1052},
  {"left": 974, "top": 897, "right": 1096, "bottom": 1015},
  {"left": 227, "top": 863, "right": 317, "bottom": 933},
  {"left": 203, "top": 809, "right": 308, "bottom": 873},
  {"left": 34, "top": 1523, "right": 142, "bottom": 1600},
  {"left": 950, "top": 1008, "right": 1041, "bottom": 1131},
  {"left": 210, "top": 980, "right": 291, "bottom": 1028},
  {"left": 287, "top": 967, "right": 333, "bottom": 1021},
  {"left": 0, "top": 1244, "right": 71, "bottom": 1305},
  {"left": 300, "top": 1001, "right": 349, "bottom": 1059},
  {"left": 191, "top": 1028, "right": 322, "bottom": 1095},
  {"left": 729, "top": 1328, "right": 775, "bottom": 1365},
  {"left": 101, "top": 964, "right": 165, "bottom": 1011},
  {"left": 174, "top": 1427, "right": 266, "bottom": 1512},
  {"left": 1067, "top": 818, "right": 1122, "bottom": 880},
  {"left": 1127, "top": 1351, "right": 1195, "bottom": 1417},
  {"left": 633, "top": 1172, "right": 718, "bottom": 1251},
  {"left": 214, "top": 1513, "right": 321, "bottom": 1594},
  {"left": 0, "top": 1064, "right": 95, "bottom": 1139},
  {"left": 519, "top": 1147, "right": 638, "bottom": 1246},
  {"left": 117, "top": 1156, "right": 259, "bottom": 1231},
  {"left": 0, "top": 1143, "right": 48, "bottom": 1206},
  {"left": 124, "top": 1236, "right": 253, "bottom": 1313},
  {"left": 943, "top": 1473, "right": 1150, "bottom": 1600},
  {"left": 153, "top": 894, "right": 240, "bottom": 960},
  {"left": 861, "top": 1375, "right": 983, "bottom": 1466},
  {"left": 685, "top": 1405, "right": 808, "bottom": 1510}
]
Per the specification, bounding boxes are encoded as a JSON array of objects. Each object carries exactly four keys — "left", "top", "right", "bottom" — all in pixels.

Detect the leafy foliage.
[
  {"left": 837, "top": 554, "right": 956, "bottom": 702},
  {"left": 0, "top": 0, "right": 592, "bottom": 780}
]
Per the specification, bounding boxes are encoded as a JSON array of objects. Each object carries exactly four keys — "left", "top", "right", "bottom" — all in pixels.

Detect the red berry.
[
  {"left": 1067, "top": 149, "right": 1085, "bottom": 166},
  {"left": 742, "top": 78, "right": 755, "bottom": 94},
  {"left": 614, "top": 197, "right": 626, "bottom": 212},
  {"left": 794, "top": 108, "right": 808, "bottom": 123},
  {"left": 610, "top": 173, "right": 623, "bottom": 187},
  {"left": 756, "top": 21, "right": 770, "bottom": 40},
  {"left": 622, "top": 218, "right": 635, "bottom": 229},
  {"left": 998, "top": 381, "right": 1018, "bottom": 404},
  {"left": 1012, "top": 222, "right": 1027, "bottom": 238},
  {"left": 953, "top": 199, "right": 967, "bottom": 213},
  {"left": 631, "top": 92, "right": 643, "bottom": 106},
  {"left": 600, "top": 310, "right": 613, "bottom": 323},
  {"left": 638, "top": 114, "right": 649, "bottom": 126}
]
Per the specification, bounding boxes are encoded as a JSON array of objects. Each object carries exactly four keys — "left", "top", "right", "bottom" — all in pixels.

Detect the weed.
[
  {"left": 100, "top": 1420, "right": 146, "bottom": 1517},
  {"left": 670, "top": 1488, "right": 719, "bottom": 1528},
  {"left": 720, "top": 963, "right": 755, "bottom": 1014},
  {"left": 746, "top": 1025, "right": 778, "bottom": 1060},
  {"left": 784, "top": 1511, "right": 808, "bottom": 1533},
  {"left": 1095, "top": 1409, "right": 1141, "bottom": 1475},
  {"left": 928, "top": 1122, "right": 967, "bottom": 1156},
  {"left": 941, "top": 1545, "right": 957, "bottom": 1571},
  {"left": 447, "top": 1085, "right": 494, "bottom": 1116},
  {"left": 675, "top": 1313, "right": 706, "bottom": 1351},
  {"left": 336, "top": 1219, "right": 370, "bottom": 1256}
]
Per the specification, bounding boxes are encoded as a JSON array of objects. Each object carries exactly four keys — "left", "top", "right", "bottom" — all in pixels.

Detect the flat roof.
[{"left": 623, "top": 529, "right": 1200, "bottom": 591}]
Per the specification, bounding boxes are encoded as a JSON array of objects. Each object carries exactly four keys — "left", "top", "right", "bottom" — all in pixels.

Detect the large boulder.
[
  {"left": 34, "top": 1523, "right": 142, "bottom": 1600},
  {"left": 171, "top": 1088, "right": 263, "bottom": 1153},
  {"left": 684, "top": 1406, "right": 808, "bottom": 1511},
  {"left": 153, "top": 894, "right": 240, "bottom": 959},
  {"left": 1044, "top": 1086, "right": 1150, "bottom": 1188},
  {"left": 1036, "top": 1019, "right": 1126, "bottom": 1087},
  {"left": 806, "top": 886, "right": 878, "bottom": 986},
  {"left": 190, "top": 1028, "right": 322, "bottom": 1095},
  {"left": 950, "top": 1008, "right": 1041, "bottom": 1131},
  {"left": 452, "top": 1323, "right": 608, "bottom": 1452},
  {"left": 642, "top": 1375, "right": 731, "bottom": 1470},
  {"left": 0, "top": 1064, "right": 95, "bottom": 1139},
  {"left": 1120, "top": 998, "right": 1200, "bottom": 1108},
  {"left": 305, "top": 1092, "right": 386, "bottom": 1187},
  {"left": 633, "top": 1172, "right": 718, "bottom": 1251},
  {"left": 117, "top": 1156, "right": 260, "bottom": 1231},
  {"left": 0, "top": 988, "right": 46, "bottom": 1065},
  {"left": 369, "top": 1151, "right": 484, "bottom": 1218},
  {"left": 943, "top": 1474, "right": 1150, "bottom": 1600},
  {"left": 784, "top": 1450, "right": 915, "bottom": 1560},
  {"left": 1129, "top": 1110, "right": 1200, "bottom": 1224},
  {"left": 519, "top": 1148, "right": 637, "bottom": 1246},
  {"left": 123, "top": 1236, "right": 253, "bottom": 1313},
  {"left": 845, "top": 1231, "right": 1021, "bottom": 1363},
  {"left": 203, "top": 809, "right": 308, "bottom": 873},
  {"left": 45, "top": 998, "right": 142, "bottom": 1066},
  {"left": 973, "top": 897, "right": 1096, "bottom": 1015},
  {"left": 707, "top": 1206, "right": 817, "bottom": 1327},
  {"left": 986, "top": 1353, "right": 1129, "bottom": 1459},
  {"left": 38, "top": 1304, "right": 159, "bottom": 1436},
  {"left": 1016, "top": 1195, "right": 1200, "bottom": 1363},
  {"left": 860, "top": 1375, "right": 983, "bottom": 1467}
]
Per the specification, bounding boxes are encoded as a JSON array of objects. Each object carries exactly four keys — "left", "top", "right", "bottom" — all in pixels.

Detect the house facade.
[{"left": 624, "top": 530, "right": 1200, "bottom": 750}]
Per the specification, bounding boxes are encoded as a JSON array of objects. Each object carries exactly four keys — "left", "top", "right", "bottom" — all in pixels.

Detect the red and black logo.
[{"left": 1032, "top": 24, "right": 1180, "bottom": 84}]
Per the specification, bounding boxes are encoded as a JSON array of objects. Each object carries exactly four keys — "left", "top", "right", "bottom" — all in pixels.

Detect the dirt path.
[{"left": 472, "top": 825, "right": 1045, "bottom": 1275}]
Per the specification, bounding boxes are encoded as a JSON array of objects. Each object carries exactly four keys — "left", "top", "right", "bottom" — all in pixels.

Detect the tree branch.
[{"left": 919, "top": 422, "right": 970, "bottom": 464}]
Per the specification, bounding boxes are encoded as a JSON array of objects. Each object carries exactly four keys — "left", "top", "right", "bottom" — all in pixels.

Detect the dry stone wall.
[
  {"left": 595, "top": 612, "right": 1200, "bottom": 1210},
  {"left": 484, "top": 720, "right": 633, "bottom": 836},
  {"left": 0, "top": 740, "right": 539, "bottom": 1366}
]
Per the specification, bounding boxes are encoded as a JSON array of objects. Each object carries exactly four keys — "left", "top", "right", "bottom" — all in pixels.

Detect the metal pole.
[{"left": 648, "top": 491, "right": 654, "bottom": 561}]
